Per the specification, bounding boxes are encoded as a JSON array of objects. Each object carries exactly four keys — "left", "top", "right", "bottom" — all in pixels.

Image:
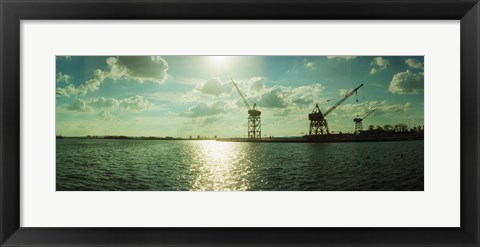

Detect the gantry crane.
[
  {"left": 232, "top": 80, "right": 261, "bottom": 140},
  {"left": 354, "top": 108, "right": 376, "bottom": 134},
  {"left": 309, "top": 83, "right": 364, "bottom": 135}
]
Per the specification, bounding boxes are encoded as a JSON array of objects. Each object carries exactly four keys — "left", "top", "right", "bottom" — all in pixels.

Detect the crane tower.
[
  {"left": 309, "top": 83, "right": 364, "bottom": 136},
  {"left": 354, "top": 108, "right": 376, "bottom": 134},
  {"left": 309, "top": 104, "right": 329, "bottom": 135},
  {"left": 232, "top": 80, "right": 261, "bottom": 140}
]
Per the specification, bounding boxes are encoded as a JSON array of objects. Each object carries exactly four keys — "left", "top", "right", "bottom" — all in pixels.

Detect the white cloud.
[
  {"left": 56, "top": 56, "right": 169, "bottom": 97},
  {"left": 199, "top": 78, "right": 232, "bottom": 96},
  {"left": 65, "top": 98, "right": 93, "bottom": 112},
  {"left": 120, "top": 95, "right": 154, "bottom": 112},
  {"left": 56, "top": 84, "right": 80, "bottom": 97},
  {"left": 303, "top": 59, "right": 316, "bottom": 69},
  {"left": 182, "top": 77, "right": 266, "bottom": 104},
  {"left": 65, "top": 95, "right": 154, "bottom": 113},
  {"left": 64, "top": 96, "right": 153, "bottom": 112},
  {"left": 107, "top": 56, "right": 169, "bottom": 84},
  {"left": 369, "top": 57, "right": 390, "bottom": 75},
  {"left": 89, "top": 97, "right": 120, "bottom": 109},
  {"left": 327, "top": 56, "right": 357, "bottom": 60},
  {"left": 97, "top": 111, "right": 117, "bottom": 120},
  {"left": 56, "top": 72, "right": 71, "bottom": 84},
  {"left": 256, "top": 86, "right": 288, "bottom": 108},
  {"left": 81, "top": 69, "right": 108, "bottom": 93},
  {"left": 381, "top": 101, "right": 412, "bottom": 112},
  {"left": 231, "top": 77, "right": 267, "bottom": 97},
  {"left": 250, "top": 83, "right": 324, "bottom": 109},
  {"left": 339, "top": 88, "right": 349, "bottom": 96},
  {"left": 335, "top": 100, "right": 412, "bottom": 117},
  {"left": 405, "top": 58, "right": 424, "bottom": 70},
  {"left": 56, "top": 69, "right": 108, "bottom": 97},
  {"left": 179, "top": 90, "right": 201, "bottom": 103},
  {"left": 229, "top": 77, "right": 324, "bottom": 110},
  {"left": 247, "top": 77, "right": 266, "bottom": 94},
  {"left": 183, "top": 101, "right": 228, "bottom": 117},
  {"left": 289, "top": 83, "right": 324, "bottom": 106},
  {"left": 182, "top": 77, "right": 324, "bottom": 115},
  {"left": 188, "top": 116, "right": 223, "bottom": 126},
  {"left": 388, "top": 70, "right": 424, "bottom": 94}
]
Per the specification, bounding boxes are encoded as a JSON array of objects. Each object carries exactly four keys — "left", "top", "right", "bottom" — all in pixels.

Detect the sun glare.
[{"left": 211, "top": 56, "right": 228, "bottom": 65}]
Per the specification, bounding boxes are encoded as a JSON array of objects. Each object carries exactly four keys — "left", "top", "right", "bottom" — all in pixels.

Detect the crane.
[
  {"left": 309, "top": 83, "right": 364, "bottom": 135},
  {"left": 232, "top": 80, "right": 261, "bottom": 140},
  {"left": 354, "top": 108, "right": 376, "bottom": 134}
]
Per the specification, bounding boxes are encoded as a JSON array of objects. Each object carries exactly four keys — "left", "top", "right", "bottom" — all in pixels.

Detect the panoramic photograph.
[{"left": 56, "top": 55, "right": 424, "bottom": 191}]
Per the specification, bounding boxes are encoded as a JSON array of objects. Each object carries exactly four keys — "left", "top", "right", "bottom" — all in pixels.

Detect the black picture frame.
[{"left": 1, "top": 0, "right": 479, "bottom": 246}]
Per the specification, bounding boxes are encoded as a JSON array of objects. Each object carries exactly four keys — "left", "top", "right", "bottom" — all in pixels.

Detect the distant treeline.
[
  {"left": 367, "top": 124, "right": 423, "bottom": 133},
  {"left": 55, "top": 135, "right": 215, "bottom": 140},
  {"left": 56, "top": 124, "right": 423, "bottom": 140},
  {"left": 317, "top": 124, "right": 423, "bottom": 135},
  {"left": 358, "top": 124, "right": 424, "bottom": 136}
]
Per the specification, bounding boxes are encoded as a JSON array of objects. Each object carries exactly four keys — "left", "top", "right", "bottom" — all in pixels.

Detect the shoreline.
[
  {"left": 217, "top": 134, "right": 424, "bottom": 143},
  {"left": 57, "top": 134, "right": 424, "bottom": 143}
]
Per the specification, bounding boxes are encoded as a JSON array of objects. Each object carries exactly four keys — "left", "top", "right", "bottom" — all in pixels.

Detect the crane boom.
[
  {"left": 232, "top": 80, "right": 251, "bottom": 111},
  {"left": 363, "top": 108, "right": 376, "bottom": 120},
  {"left": 324, "top": 84, "right": 364, "bottom": 117}
]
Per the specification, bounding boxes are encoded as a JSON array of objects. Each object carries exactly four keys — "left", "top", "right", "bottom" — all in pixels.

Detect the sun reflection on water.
[{"left": 189, "top": 140, "right": 250, "bottom": 191}]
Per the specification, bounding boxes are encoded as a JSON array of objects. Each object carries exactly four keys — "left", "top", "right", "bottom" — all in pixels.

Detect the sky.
[{"left": 56, "top": 56, "right": 424, "bottom": 138}]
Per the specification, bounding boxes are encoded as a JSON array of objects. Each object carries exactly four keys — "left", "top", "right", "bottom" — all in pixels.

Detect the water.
[{"left": 56, "top": 139, "right": 424, "bottom": 191}]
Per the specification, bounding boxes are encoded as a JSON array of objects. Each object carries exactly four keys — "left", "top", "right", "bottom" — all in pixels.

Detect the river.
[{"left": 56, "top": 139, "right": 423, "bottom": 191}]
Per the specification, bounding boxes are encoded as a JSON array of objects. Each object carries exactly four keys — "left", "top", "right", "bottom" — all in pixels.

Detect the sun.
[
  {"left": 211, "top": 56, "right": 228, "bottom": 66},
  {"left": 210, "top": 56, "right": 231, "bottom": 78}
]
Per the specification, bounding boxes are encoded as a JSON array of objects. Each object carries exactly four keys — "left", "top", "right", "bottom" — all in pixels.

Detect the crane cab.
[
  {"left": 309, "top": 113, "right": 324, "bottom": 121},
  {"left": 248, "top": 110, "right": 261, "bottom": 116},
  {"left": 309, "top": 103, "right": 324, "bottom": 121}
]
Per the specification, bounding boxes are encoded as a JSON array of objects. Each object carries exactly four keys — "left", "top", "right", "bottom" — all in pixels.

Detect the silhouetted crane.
[
  {"left": 309, "top": 83, "right": 364, "bottom": 135},
  {"left": 354, "top": 108, "right": 376, "bottom": 134},
  {"left": 232, "top": 80, "right": 261, "bottom": 140}
]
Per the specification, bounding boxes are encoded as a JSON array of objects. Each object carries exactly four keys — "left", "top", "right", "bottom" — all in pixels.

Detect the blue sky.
[{"left": 56, "top": 56, "right": 424, "bottom": 137}]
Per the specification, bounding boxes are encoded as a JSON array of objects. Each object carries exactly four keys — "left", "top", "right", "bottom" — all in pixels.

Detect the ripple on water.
[{"left": 56, "top": 139, "right": 424, "bottom": 191}]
